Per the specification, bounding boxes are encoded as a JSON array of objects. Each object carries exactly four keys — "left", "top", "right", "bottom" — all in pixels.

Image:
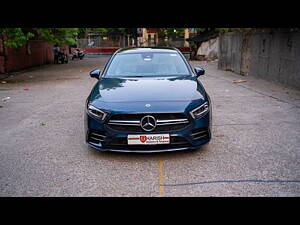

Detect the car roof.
[{"left": 116, "top": 47, "right": 179, "bottom": 54}]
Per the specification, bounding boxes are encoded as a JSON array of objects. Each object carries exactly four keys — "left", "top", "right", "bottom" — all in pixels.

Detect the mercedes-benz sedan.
[{"left": 85, "top": 47, "right": 211, "bottom": 153}]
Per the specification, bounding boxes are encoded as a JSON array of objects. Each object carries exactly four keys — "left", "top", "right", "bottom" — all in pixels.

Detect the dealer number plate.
[{"left": 128, "top": 134, "right": 170, "bottom": 145}]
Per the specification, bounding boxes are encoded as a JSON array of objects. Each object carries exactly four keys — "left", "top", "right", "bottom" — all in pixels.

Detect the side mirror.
[
  {"left": 194, "top": 67, "right": 205, "bottom": 77},
  {"left": 89, "top": 69, "right": 101, "bottom": 79}
]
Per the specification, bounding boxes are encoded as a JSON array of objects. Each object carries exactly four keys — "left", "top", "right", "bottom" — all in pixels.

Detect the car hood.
[{"left": 88, "top": 76, "right": 207, "bottom": 112}]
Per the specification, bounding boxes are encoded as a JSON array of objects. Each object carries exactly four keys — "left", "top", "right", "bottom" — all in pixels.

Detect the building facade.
[{"left": 138, "top": 28, "right": 190, "bottom": 47}]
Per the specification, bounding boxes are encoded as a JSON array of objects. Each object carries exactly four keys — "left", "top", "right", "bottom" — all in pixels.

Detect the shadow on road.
[{"left": 86, "top": 143, "right": 211, "bottom": 161}]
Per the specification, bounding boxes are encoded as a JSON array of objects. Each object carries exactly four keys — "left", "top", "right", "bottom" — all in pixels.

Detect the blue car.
[{"left": 85, "top": 47, "right": 211, "bottom": 153}]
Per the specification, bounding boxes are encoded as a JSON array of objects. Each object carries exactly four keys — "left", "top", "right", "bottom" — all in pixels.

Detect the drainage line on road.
[{"left": 161, "top": 179, "right": 300, "bottom": 187}]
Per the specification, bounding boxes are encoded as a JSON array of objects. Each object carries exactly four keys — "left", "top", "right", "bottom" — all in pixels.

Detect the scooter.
[
  {"left": 72, "top": 49, "right": 85, "bottom": 60},
  {"left": 58, "top": 51, "right": 68, "bottom": 64}
]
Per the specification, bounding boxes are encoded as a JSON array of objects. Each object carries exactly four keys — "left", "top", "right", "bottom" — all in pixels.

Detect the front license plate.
[{"left": 128, "top": 134, "right": 170, "bottom": 145}]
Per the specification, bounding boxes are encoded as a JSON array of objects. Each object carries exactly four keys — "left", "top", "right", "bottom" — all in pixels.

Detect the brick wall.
[
  {"left": 0, "top": 40, "right": 69, "bottom": 73},
  {"left": 0, "top": 56, "right": 5, "bottom": 73},
  {"left": 3, "top": 40, "right": 54, "bottom": 73},
  {"left": 0, "top": 39, "right": 3, "bottom": 54},
  {"left": 0, "top": 39, "right": 5, "bottom": 73}
]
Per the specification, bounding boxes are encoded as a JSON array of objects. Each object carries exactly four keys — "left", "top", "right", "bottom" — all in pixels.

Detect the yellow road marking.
[{"left": 159, "top": 159, "right": 165, "bottom": 197}]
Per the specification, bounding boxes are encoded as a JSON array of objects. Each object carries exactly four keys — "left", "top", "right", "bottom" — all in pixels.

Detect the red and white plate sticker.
[{"left": 128, "top": 134, "right": 170, "bottom": 145}]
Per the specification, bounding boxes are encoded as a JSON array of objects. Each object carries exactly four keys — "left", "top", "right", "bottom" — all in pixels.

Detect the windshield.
[{"left": 105, "top": 52, "right": 191, "bottom": 77}]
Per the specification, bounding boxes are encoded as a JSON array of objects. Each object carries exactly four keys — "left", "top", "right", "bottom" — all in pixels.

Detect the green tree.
[
  {"left": 35, "top": 28, "right": 78, "bottom": 45},
  {"left": 0, "top": 28, "right": 34, "bottom": 48},
  {"left": 158, "top": 28, "right": 185, "bottom": 38},
  {"left": 0, "top": 28, "right": 79, "bottom": 48}
]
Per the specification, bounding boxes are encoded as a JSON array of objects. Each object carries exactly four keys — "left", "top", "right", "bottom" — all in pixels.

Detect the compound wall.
[
  {"left": 218, "top": 31, "right": 300, "bottom": 90},
  {"left": 0, "top": 40, "right": 54, "bottom": 73}
]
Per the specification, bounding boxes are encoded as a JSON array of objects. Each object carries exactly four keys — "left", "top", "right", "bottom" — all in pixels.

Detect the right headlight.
[
  {"left": 190, "top": 101, "right": 209, "bottom": 119},
  {"left": 87, "top": 104, "right": 107, "bottom": 120}
]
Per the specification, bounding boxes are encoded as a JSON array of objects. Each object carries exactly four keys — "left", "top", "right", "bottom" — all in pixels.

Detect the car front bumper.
[{"left": 84, "top": 111, "right": 211, "bottom": 153}]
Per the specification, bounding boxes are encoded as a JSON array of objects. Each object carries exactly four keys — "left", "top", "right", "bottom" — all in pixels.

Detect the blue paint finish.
[{"left": 85, "top": 47, "right": 211, "bottom": 152}]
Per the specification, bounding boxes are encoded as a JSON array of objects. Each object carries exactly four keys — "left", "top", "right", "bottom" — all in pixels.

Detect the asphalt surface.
[{"left": 0, "top": 56, "right": 299, "bottom": 196}]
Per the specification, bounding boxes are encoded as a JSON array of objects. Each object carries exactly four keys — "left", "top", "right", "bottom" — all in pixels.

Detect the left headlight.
[
  {"left": 87, "top": 104, "right": 107, "bottom": 120},
  {"left": 190, "top": 101, "right": 209, "bottom": 119}
]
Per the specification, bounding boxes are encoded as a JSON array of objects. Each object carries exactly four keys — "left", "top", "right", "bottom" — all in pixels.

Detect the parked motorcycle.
[
  {"left": 72, "top": 49, "right": 85, "bottom": 60},
  {"left": 58, "top": 51, "right": 68, "bottom": 64}
]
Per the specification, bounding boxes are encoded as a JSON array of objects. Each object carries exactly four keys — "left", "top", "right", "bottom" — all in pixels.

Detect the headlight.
[
  {"left": 87, "top": 104, "right": 107, "bottom": 120},
  {"left": 190, "top": 101, "right": 209, "bottom": 119}
]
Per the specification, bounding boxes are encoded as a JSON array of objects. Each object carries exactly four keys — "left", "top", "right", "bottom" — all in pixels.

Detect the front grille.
[
  {"left": 191, "top": 127, "right": 209, "bottom": 141},
  {"left": 109, "top": 113, "right": 186, "bottom": 121},
  {"left": 106, "top": 123, "right": 188, "bottom": 132},
  {"left": 106, "top": 113, "right": 190, "bottom": 133}
]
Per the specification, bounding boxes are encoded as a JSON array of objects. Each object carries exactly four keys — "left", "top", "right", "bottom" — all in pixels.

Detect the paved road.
[{"left": 0, "top": 56, "right": 300, "bottom": 196}]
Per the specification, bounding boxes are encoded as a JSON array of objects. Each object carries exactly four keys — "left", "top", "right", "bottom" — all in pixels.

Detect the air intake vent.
[
  {"left": 88, "top": 130, "right": 106, "bottom": 144},
  {"left": 191, "top": 127, "right": 209, "bottom": 141}
]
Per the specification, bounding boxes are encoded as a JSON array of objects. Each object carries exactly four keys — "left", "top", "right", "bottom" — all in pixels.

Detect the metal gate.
[{"left": 77, "top": 36, "right": 124, "bottom": 48}]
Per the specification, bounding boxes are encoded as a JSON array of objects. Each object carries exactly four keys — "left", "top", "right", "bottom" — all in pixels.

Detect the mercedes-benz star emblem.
[{"left": 140, "top": 115, "right": 156, "bottom": 132}]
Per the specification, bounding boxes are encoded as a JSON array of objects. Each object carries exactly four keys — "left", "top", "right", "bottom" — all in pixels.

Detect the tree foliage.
[
  {"left": 77, "top": 28, "right": 138, "bottom": 38},
  {"left": 0, "top": 28, "right": 79, "bottom": 48},
  {"left": 0, "top": 27, "right": 262, "bottom": 49},
  {"left": 0, "top": 28, "right": 34, "bottom": 48},
  {"left": 35, "top": 28, "right": 78, "bottom": 45},
  {"left": 191, "top": 28, "right": 230, "bottom": 35},
  {"left": 158, "top": 28, "right": 185, "bottom": 38}
]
